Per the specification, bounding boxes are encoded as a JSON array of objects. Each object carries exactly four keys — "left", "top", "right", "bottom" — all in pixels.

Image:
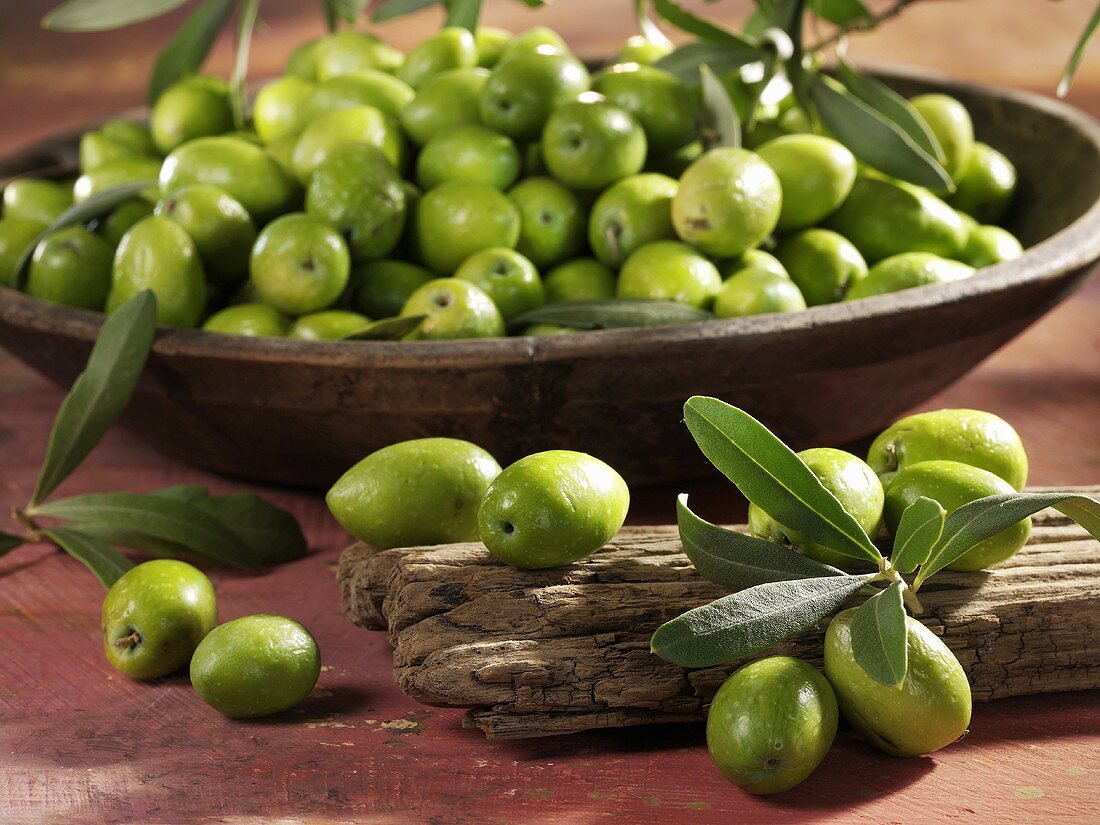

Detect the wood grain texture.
[
  {"left": 337, "top": 498, "right": 1100, "bottom": 739},
  {"left": 1, "top": 1, "right": 1099, "bottom": 821}
]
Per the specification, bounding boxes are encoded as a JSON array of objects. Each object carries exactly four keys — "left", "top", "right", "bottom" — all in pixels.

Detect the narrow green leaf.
[
  {"left": 340, "top": 315, "right": 427, "bottom": 340},
  {"left": 1059, "top": 1, "right": 1100, "bottom": 97},
  {"left": 916, "top": 492, "right": 1100, "bottom": 588},
  {"left": 808, "top": 74, "right": 952, "bottom": 190},
  {"left": 43, "top": 0, "right": 190, "bottom": 31},
  {"left": 656, "top": 42, "right": 765, "bottom": 83},
  {"left": 652, "top": 0, "right": 759, "bottom": 51},
  {"left": 835, "top": 59, "right": 943, "bottom": 161},
  {"left": 324, "top": 0, "right": 369, "bottom": 26},
  {"left": 43, "top": 528, "right": 134, "bottom": 588},
  {"left": 322, "top": 0, "right": 339, "bottom": 31},
  {"left": 230, "top": 0, "right": 261, "bottom": 131},
  {"left": 371, "top": 0, "right": 439, "bottom": 22},
  {"left": 510, "top": 300, "right": 712, "bottom": 331},
  {"left": 444, "top": 0, "right": 482, "bottom": 31},
  {"left": 13, "top": 181, "right": 158, "bottom": 290},
  {"left": 677, "top": 494, "right": 842, "bottom": 590},
  {"left": 151, "top": 483, "right": 211, "bottom": 503},
  {"left": 891, "top": 496, "right": 945, "bottom": 574},
  {"left": 811, "top": 0, "right": 869, "bottom": 26},
  {"left": 651, "top": 573, "right": 877, "bottom": 667},
  {"left": 850, "top": 581, "right": 908, "bottom": 686},
  {"left": 683, "top": 397, "right": 881, "bottom": 562},
  {"left": 699, "top": 64, "right": 741, "bottom": 149},
  {"left": 1, "top": 531, "right": 26, "bottom": 558},
  {"left": 31, "top": 492, "right": 260, "bottom": 570},
  {"left": 31, "top": 291, "right": 157, "bottom": 504},
  {"left": 149, "top": 0, "right": 236, "bottom": 104},
  {"left": 73, "top": 522, "right": 197, "bottom": 561},
  {"left": 186, "top": 492, "right": 308, "bottom": 566}
]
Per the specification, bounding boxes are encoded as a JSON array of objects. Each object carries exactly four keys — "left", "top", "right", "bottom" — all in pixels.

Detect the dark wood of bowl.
[{"left": 2, "top": 66, "right": 1099, "bottom": 488}]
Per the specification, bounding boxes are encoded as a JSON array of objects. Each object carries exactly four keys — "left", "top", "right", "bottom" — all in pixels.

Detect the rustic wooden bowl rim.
[{"left": 3, "top": 63, "right": 1099, "bottom": 369}]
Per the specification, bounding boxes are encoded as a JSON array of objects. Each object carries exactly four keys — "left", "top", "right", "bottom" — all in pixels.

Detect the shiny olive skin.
[
  {"left": 80, "top": 130, "right": 150, "bottom": 173},
  {"left": 397, "top": 27, "right": 479, "bottom": 90},
  {"left": 949, "top": 142, "right": 1017, "bottom": 224},
  {"left": 543, "top": 258, "right": 616, "bottom": 303},
  {"left": 475, "top": 27, "right": 512, "bottom": 68},
  {"left": 910, "top": 93, "right": 975, "bottom": 184},
  {"left": 757, "top": 135, "right": 857, "bottom": 232},
  {"left": 479, "top": 50, "right": 590, "bottom": 141},
  {"left": 593, "top": 63, "right": 698, "bottom": 154},
  {"left": 312, "top": 31, "right": 405, "bottom": 80},
  {"left": 541, "top": 100, "right": 648, "bottom": 191},
  {"left": 616, "top": 240, "right": 721, "bottom": 309},
  {"left": 202, "top": 303, "right": 289, "bottom": 337},
  {"left": 454, "top": 246, "right": 545, "bottom": 321},
  {"left": 154, "top": 184, "right": 256, "bottom": 289},
  {"left": 707, "top": 657, "right": 838, "bottom": 794},
  {"left": 416, "top": 125, "right": 520, "bottom": 191},
  {"left": 774, "top": 228, "right": 868, "bottom": 306},
  {"left": 102, "top": 560, "right": 217, "bottom": 680},
  {"left": 958, "top": 225, "right": 1023, "bottom": 268},
  {"left": 250, "top": 213, "right": 351, "bottom": 315},
  {"left": 74, "top": 157, "right": 161, "bottom": 204},
  {"left": 825, "top": 609, "right": 972, "bottom": 757},
  {"left": 588, "top": 173, "right": 677, "bottom": 269},
  {"left": 108, "top": 216, "right": 207, "bottom": 327},
  {"left": 353, "top": 259, "right": 434, "bottom": 319},
  {"left": 26, "top": 226, "right": 114, "bottom": 310},
  {"left": 327, "top": 437, "right": 502, "bottom": 548},
  {"left": 3, "top": 178, "right": 72, "bottom": 225},
  {"left": 412, "top": 182, "right": 521, "bottom": 274},
  {"left": 716, "top": 248, "right": 787, "bottom": 281},
  {"left": 713, "top": 267, "right": 806, "bottom": 318},
  {"left": 867, "top": 408, "right": 1028, "bottom": 491},
  {"left": 616, "top": 35, "right": 673, "bottom": 66},
  {"left": 400, "top": 67, "right": 491, "bottom": 147},
  {"left": 305, "top": 143, "right": 407, "bottom": 264},
  {"left": 502, "top": 26, "right": 569, "bottom": 58},
  {"left": 508, "top": 176, "right": 585, "bottom": 269},
  {"left": 290, "top": 105, "right": 405, "bottom": 184},
  {"left": 101, "top": 199, "right": 154, "bottom": 247},
  {"left": 477, "top": 450, "right": 630, "bottom": 569},
  {"left": 401, "top": 277, "right": 505, "bottom": 339},
  {"left": 190, "top": 614, "right": 321, "bottom": 718},
  {"left": 252, "top": 76, "right": 315, "bottom": 143},
  {"left": 150, "top": 75, "right": 234, "bottom": 155},
  {"left": 159, "top": 137, "right": 297, "bottom": 224},
  {"left": 883, "top": 459, "right": 1030, "bottom": 571},
  {"left": 306, "top": 71, "right": 416, "bottom": 122},
  {"left": 845, "top": 252, "right": 973, "bottom": 301},
  {"left": 288, "top": 310, "right": 371, "bottom": 340},
  {"left": 0, "top": 218, "right": 47, "bottom": 288}
]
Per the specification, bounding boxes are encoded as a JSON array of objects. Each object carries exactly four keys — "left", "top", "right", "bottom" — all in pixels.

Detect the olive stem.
[{"left": 900, "top": 580, "right": 925, "bottom": 615}]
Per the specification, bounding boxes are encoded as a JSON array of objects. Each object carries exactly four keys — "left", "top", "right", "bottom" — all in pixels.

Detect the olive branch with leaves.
[{"left": 652, "top": 397, "right": 1100, "bottom": 687}]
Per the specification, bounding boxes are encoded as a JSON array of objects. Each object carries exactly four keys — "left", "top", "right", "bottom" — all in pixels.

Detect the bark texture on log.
[{"left": 337, "top": 489, "right": 1100, "bottom": 740}]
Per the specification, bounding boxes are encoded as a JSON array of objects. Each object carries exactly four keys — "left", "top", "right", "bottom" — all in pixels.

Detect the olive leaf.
[
  {"left": 182, "top": 491, "right": 308, "bottom": 567},
  {"left": 807, "top": 73, "right": 952, "bottom": 190},
  {"left": 43, "top": 528, "right": 134, "bottom": 588},
  {"left": 651, "top": 572, "right": 877, "bottom": 667},
  {"left": 510, "top": 300, "right": 712, "bottom": 331},
  {"left": 229, "top": 0, "right": 260, "bottom": 131},
  {"left": 149, "top": 0, "right": 237, "bottom": 104},
  {"left": 0, "top": 531, "right": 25, "bottom": 558},
  {"left": 835, "top": 59, "right": 943, "bottom": 162},
  {"left": 811, "top": 0, "right": 869, "bottom": 26},
  {"left": 13, "top": 181, "right": 158, "bottom": 290},
  {"left": 850, "top": 580, "right": 908, "bottom": 686},
  {"left": 43, "top": 0, "right": 191, "bottom": 31},
  {"left": 915, "top": 492, "right": 1100, "bottom": 589},
  {"left": 372, "top": 0, "right": 439, "bottom": 22},
  {"left": 1060, "top": 1, "right": 1100, "bottom": 97},
  {"left": 698, "top": 64, "right": 741, "bottom": 149},
  {"left": 30, "top": 291, "right": 157, "bottom": 505},
  {"left": 683, "top": 397, "right": 882, "bottom": 563},
  {"left": 340, "top": 315, "right": 427, "bottom": 340},
  {"left": 677, "top": 493, "right": 843, "bottom": 591},
  {"left": 652, "top": 0, "right": 759, "bottom": 51},
  {"left": 891, "top": 496, "right": 945, "bottom": 574},
  {"left": 656, "top": 42, "right": 765, "bottom": 83},
  {"left": 322, "top": 0, "right": 369, "bottom": 28},
  {"left": 30, "top": 492, "right": 263, "bottom": 570},
  {"left": 444, "top": 0, "right": 482, "bottom": 31}
]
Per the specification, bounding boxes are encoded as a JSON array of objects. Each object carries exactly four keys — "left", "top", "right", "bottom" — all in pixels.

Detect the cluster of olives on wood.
[{"left": 1, "top": 25, "right": 1022, "bottom": 339}]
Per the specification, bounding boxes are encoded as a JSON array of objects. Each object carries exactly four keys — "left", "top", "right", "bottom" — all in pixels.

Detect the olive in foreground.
[
  {"left": 190, "top": 614, "right": 321, "bottom": 718},
  {"left": 825, "top": 609, "right": 972, "bottom": 757},
  {"left": 327, "top": 437, "right": 502, "bottom": 549},
  {"left": 102, "top": 560, "right": 217, "bottom": 680},
  {"left": 477, "top": 450, "right": 629, "bottom": 569},
  {"left": 707, "top": 657, "right": 838, "bottom": 794},
  {"left": 867, "top": 408, "right": 1028, "bottom": 491}
]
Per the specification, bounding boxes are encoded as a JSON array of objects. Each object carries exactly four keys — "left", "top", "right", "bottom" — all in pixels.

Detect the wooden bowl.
[{"left": 2, "top": 66, "right": 1099, "bottom": 488}]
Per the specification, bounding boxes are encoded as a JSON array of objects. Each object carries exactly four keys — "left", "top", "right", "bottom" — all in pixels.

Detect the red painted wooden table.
[{"left": 2, "top": 2, "right": 1100, "bottom": 821}]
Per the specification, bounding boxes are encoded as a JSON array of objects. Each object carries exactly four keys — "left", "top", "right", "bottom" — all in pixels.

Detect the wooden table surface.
[{"left": 2, "top": 1, "right": 1099, "bottom": 822}]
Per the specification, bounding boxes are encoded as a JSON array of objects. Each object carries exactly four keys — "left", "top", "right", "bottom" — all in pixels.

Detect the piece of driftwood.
[{"left": 337, "top": 487, "right": 1100, "bottom": 740}]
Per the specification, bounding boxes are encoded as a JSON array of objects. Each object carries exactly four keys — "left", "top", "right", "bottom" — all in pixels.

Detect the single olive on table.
[{"left": 2, "top": 25, "right": 1023, "bottom": 339}]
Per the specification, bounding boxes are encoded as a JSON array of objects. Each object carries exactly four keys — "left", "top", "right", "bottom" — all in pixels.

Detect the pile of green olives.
[
  {"left": 102, "top": 558, "right": 321, "bottom": 718},
  {"left": 0, "top": 25, "right": 1022, "bottom": 339},
  {"left": 707, "top": 406, "right": 1029, "bottom": 794}
]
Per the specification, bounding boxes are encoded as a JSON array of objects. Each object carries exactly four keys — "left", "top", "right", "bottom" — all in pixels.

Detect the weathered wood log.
[{"left": 337, "top": 487, "right": 1100, "bottom": 740}]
